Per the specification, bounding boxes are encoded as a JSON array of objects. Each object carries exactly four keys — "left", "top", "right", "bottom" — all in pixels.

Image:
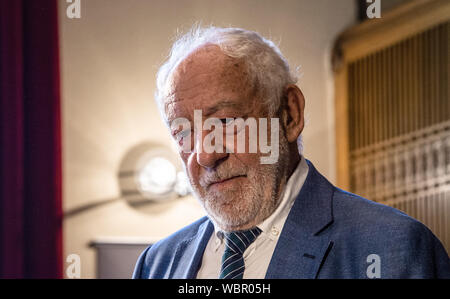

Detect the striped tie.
[{"left": 219, "top": 227, "right": 262, "bottom": 279}]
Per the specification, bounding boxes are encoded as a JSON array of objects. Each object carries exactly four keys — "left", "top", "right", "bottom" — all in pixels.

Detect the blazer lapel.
[
  {"left": 265, "top": 160, "right": 335, "bottom": 279},
  {"left": 169, "top": 219, "right": 214, "bottom": 278}
]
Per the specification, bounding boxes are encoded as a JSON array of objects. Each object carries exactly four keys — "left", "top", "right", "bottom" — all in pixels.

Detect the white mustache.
[{"left": 199, "top": 169, "right": 247, "bottom": 188}]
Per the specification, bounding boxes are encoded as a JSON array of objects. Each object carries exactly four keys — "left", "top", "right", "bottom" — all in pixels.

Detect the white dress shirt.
[{"left": 196, "top": 156, "right": 309, "bottom": 279}]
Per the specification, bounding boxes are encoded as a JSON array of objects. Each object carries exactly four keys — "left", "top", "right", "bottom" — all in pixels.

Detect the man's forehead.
[
  {"left": 164, "top": 97, "right": 247, "bottom": 123},
  {"left": 172, "top": 45, "right": 233, "bottom": 79},
  {"left": 166, "top": 97, "right": 243, "bottom": 113},
  {"left": 180, "top": 44, "right": 225, "bottom": 66},
  {"left": 162, "top": 47, "right": 252, "bottom": 119},
  {"left": 168, "top": 45, "right": 248, "bottom": 89}
]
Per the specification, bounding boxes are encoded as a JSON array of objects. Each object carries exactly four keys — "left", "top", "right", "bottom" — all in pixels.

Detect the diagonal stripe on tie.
[{"left": 219, "top": 227, "right": 262, "bottom": 279}]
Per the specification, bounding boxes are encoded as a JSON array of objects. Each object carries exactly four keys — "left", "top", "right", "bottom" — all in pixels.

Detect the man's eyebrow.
[{"left": 203, "top": 101, "right": 242, "bottom": 116}]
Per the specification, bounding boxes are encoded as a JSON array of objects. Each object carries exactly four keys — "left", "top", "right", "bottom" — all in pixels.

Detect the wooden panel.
[
  {"left": 335, "top": 64, "right": 350, "bottom": 189},
  {"left": 340, "top": 0, "right": 450, "bottom": 63},
  {"left": 334, "top": 0, "right": 450, "bottom": 252}
]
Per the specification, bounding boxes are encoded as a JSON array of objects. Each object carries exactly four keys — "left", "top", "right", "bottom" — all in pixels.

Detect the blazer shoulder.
[
  {"left": 330, "top": 188, "right": 450, "bottom": 278},
  {"left": 132, "top": 216, "right": 210, "bottom": 278},
  {"left": 153, "top": 216, "right": 210, "bottom": 249},
  {"left": 332, "top": 187, "right": 432, "bottom": 235}
]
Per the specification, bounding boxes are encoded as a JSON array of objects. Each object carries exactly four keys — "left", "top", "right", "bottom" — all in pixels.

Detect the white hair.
[{"left": 155, "top": 25, "right": 303, "bottom": 153}]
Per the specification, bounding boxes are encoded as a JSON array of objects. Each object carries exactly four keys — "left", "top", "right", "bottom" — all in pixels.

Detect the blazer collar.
[
  {"left": 265, "top": 159, "right": 335, "bottom": 278},
  {"left": 170, "top": 219, "right": 214, "bottom": 278}
]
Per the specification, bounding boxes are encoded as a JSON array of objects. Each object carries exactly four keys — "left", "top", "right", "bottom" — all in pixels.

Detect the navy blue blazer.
[{"left": 133, "top": 160, "right": 450, "bottom": 278}]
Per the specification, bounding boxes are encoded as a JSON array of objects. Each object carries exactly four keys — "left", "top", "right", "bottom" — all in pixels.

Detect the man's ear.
[{"left": 282, "top": 84, "right": 305, "bottom": 143}]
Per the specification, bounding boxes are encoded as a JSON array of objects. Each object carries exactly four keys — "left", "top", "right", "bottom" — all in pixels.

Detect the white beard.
[{"left": 190, "top": 131, "right": 290, "bottom": 232}]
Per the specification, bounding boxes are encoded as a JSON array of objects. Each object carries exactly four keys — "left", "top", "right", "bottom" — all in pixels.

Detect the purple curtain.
[{"left": 0, "top": 0, "right": 62, "bottom": 278}]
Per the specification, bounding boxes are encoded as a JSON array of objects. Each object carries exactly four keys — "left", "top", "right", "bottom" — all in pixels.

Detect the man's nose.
[{"left": 195, "top": 129, "right": 228, "bottom": 169}]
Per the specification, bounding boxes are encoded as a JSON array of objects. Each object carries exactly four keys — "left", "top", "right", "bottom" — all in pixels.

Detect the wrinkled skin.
[{"left": 163, "top": 45, "right": 305, "bottom": 232}]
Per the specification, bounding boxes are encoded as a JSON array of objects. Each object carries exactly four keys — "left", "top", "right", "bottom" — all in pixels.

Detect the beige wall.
[{"left": 59, "top": 0, "right": 356, "bottom": 278}]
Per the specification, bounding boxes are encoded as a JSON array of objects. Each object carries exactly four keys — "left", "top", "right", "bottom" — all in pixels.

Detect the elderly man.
[{"left": 133, "top": 26, "right": 450, "bottom": 279}]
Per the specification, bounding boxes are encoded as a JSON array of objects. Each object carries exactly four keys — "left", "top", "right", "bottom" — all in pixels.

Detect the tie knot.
[{"left": 224, "top": 227, "right": 262, "bottom": 254}]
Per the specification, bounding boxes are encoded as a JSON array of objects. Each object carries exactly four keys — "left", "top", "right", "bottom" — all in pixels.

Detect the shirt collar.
[
  {"left": 212, "top": 156, "right": 309, "bottom": 241},
  {"left": 256, "top": 156, "right": 309, "bottom": 240}
]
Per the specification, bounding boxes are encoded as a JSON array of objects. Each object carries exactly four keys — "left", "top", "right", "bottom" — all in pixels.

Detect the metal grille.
[{"left": 347, "top": 22, "right": 450, "bottom": 251}]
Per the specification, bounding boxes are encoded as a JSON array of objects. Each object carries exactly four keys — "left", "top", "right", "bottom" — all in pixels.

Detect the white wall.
[{"left": 59, "top": 0, "right": 356, "bottom": 278}]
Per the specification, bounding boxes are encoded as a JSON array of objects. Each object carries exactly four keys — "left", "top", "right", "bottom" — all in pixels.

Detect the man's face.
[{"left": 163, "top": 45, "right": 289, "bottom": 231}]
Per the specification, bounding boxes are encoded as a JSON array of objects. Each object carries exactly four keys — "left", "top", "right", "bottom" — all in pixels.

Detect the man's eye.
[
  {"left": 220, "top": 118, "right": 235, "bottom": 126},
  {"left": 176, "top": 129, "right": 191, "bottom": 141}
]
